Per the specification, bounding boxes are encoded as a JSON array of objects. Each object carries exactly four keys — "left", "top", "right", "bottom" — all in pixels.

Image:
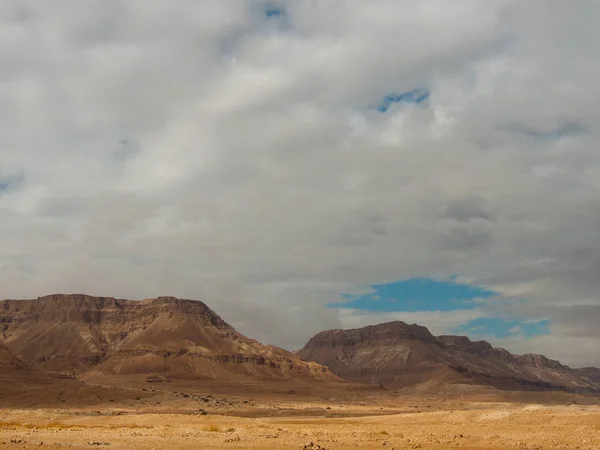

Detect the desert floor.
[{"left": 1, "top": 390, "right": 599, "bottom": 450}]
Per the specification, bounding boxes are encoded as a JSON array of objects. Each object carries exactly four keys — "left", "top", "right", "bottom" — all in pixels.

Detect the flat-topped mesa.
[
  {"left": 2, "top": 294, "right": 122, "bottom": 317},
  {"left": 304, "top": 321, "right": 436, "bottom": 350},
  {"left": 1, "top": 294, "right": 235, "bottom": 333},
  {"left": 0, "top": 294, "right": 338, "bottom": 382},
  {"left": 1, "top": 295, "right": 127, "bottom": 330},
  {"left": 139, "top": 296, "right": 237, "bottom": 331}
]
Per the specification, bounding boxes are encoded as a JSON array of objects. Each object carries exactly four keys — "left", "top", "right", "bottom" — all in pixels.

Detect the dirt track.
[{"left": 1, "top": 401, "right": 599, "bottom": 449}]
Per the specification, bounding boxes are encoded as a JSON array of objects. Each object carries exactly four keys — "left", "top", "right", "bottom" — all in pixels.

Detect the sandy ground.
[{"left": 1, "top": 397, "right": 599, "bottom": 449}]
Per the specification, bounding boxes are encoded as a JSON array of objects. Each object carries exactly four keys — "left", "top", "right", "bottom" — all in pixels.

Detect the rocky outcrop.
[
  {"left": 0, "top": 294, "right": 336, "bottom": 382},
  {"left": 298, "top": 321, "right": 600, "bottom": 392}
]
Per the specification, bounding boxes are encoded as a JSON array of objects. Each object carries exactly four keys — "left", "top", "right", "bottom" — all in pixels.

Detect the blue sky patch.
[
  {"left": 0, "top": 173, "right": 24, "bottom": 193},
  {"left": 265, "top": 4, "right": 285, "bottom": 19},
  {"left": 329, "top": 277, "right": 498, "bottom": 312},
  {"left": 377, "top": 88, "right": 430, "bottom": 112},
  {"left": 454, "top": 317, "right": 550, "bottom": 338}
]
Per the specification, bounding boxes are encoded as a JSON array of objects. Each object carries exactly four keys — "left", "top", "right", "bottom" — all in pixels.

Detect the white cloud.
[{"left": 1, "top": 0, "right": 600, "bottom": 366}]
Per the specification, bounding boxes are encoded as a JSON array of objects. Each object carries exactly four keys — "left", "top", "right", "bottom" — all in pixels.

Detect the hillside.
[
  {"left": 577, "top": 367, "right": 600, "bottom": 385},
  {"left": 0, "top": 341, "right": 130, "bottom": 407},
  {"left": 298, "top": 321, "right": 600, "bottom": 393},
  {"left": 0, "top": 342, "right": 20, "bottom": 365},
  {"left": 0, "top": 294, "right": 336, "bottom": 384}
]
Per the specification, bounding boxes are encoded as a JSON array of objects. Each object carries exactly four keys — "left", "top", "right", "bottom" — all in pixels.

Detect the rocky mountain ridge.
[
  {"left": 0, "top": 294, "right": 335, "bottom": 383},
  {"left": 298, "top": 321, "right": 600, "bottom": 392},
  {"left": 2, "top": 295, "right": 598, "bottom": 394}
]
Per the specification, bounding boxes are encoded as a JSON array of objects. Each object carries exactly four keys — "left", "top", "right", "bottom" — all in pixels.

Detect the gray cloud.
[
  {"left": 0, "top": 171, "right": 24, "bottom": 192},
  {"left": 443, "top": 197, "right": 495, "bottom": 223},
  {"left": 1, "top": 0, "right": 600, "bottom": 366}
]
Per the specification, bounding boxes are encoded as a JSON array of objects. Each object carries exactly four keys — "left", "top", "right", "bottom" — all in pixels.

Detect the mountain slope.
[
  {"left": 577, "top": 367, "right": 600, "bottom": 385},
  {"left": 0, "top": 342, "right": 75, "bottom": 400},
  {"left": 298, "top": 321, "right": 600, "bottom": 393},
  {"left": 0, "top": 294, "right": 336, "bottom": 382},
  {"left": 0, "top": 342, "right": 20, "bottom": 365}
]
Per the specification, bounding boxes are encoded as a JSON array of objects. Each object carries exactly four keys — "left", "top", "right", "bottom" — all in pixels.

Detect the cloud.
[
  {"left": 1, "top": 0, "right": 600, "bottom": 366},
  {"left": 0, "top": 171, "right": 24, "bottom": 192},
  {"left": 443, "top": 197, "right": 495, "bottom": 223},
  {"left": 454, "top": 317, "right": 550, "bottom": 339}
]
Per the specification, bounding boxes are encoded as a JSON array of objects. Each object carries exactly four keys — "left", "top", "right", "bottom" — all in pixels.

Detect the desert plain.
[{"left": 1, "top": 382, "right": 599, "bottom": 449}]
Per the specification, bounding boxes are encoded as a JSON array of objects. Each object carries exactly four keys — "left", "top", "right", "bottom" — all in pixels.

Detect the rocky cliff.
[
  {"left": 0, "top": 294, "right": 335, "bottom": 382},
  {"left": 298, "top": 321, "right": 600, "bottom": 392}
]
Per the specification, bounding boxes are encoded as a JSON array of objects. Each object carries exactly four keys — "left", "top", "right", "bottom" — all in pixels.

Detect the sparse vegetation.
[
  {"left": 0, "top": 421, "right": 23, "bottom": 428},
  {"left": 202, "top": 424, "right": 236, "bottom": 433},
  {"left": 0, "top": 421, "right": 152, "bottom": 430}
]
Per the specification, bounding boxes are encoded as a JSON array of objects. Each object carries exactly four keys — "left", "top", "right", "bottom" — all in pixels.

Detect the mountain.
[
  {"left": 0, "top": 294, "right": 336, "bottom": 383},
  {"left": 1, "top": 342, "right": 48, "bottom": 401},
  {"left": 0, "top": 342, "right": 20, "bottom": 365},
  {"left": 297, "top": 321, "right": 600, "bottom": 393},
  {"left": 577, "top": 367, "right": 600, "bottom": 385},
  {"left": 0, "top": 342, "right": 76, "bottom": 402}
]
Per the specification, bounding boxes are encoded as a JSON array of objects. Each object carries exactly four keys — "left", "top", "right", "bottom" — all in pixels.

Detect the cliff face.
[
  {"left": 298, "top": 321, "right": 600, "bottom": 392},
  {"left": 0, "top": 294, "right": 335, "bottom": 381}
]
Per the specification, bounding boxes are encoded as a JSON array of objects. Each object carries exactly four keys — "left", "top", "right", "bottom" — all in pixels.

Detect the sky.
[{"left": 1, "top": 0, "right": 600, "bottom": 367}]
